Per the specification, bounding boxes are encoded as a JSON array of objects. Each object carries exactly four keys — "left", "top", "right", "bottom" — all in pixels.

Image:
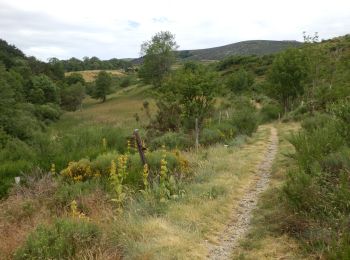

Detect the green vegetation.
[
  {"left": 0, "top": 31, "right": 349, "bottom": 259},
  {"left": 283, "top": 100, "right": 350, "bottom": 258},
  {"left": 176, "top": 40, "right": 302, "bottom": 61},
  {"left": 139, "top": 31, "right": 178, "bottom": 87},
  {"left": 15, "top": 218, "right": 100, "bottom": 260},
  {"left": 91, "top": 70, "right": 112, "bottom": 102},
  {"left": 57, "top": 56, "right": 132, "bottom": 72}
]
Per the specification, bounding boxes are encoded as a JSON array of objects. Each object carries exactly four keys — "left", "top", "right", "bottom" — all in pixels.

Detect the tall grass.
[{"left": 0, "top": 124, "right": 129, "bottom": 197}]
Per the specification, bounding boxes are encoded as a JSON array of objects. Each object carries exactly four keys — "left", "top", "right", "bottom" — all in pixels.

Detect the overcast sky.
[{"left": 0, "top": 0, "right": 349, "bottom": 61}]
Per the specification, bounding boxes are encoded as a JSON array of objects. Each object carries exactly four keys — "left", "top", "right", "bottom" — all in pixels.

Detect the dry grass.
[
  {"left": 0, "top": 175, "right": 57, "bottom": 259},
  {"left": 65, "top": 70, "right": 125, "bottom": 82},
  {"left": 109, "top": 125, "right": 273, "bottom": 259},
  {"left": 0, "top": 174, "right": 118, "bottom": 259},
  {"left": 230, "top": 122, "right": 307, "bottom": 259}
]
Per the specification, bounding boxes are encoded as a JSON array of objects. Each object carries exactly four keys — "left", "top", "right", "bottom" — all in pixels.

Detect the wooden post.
[
  {"left": 195, "top": 118, "right": 199, "bottom": 153},
  {"left": 219, "top": 111, "right": 222, "bottom": 124},
  {"left": 133, "top": 129, "right": 146, "bottom": 165}
]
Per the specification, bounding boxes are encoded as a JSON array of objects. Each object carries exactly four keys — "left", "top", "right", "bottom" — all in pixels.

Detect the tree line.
[{"left": 52, "top": 56, "right": 133, "bottom": 72}]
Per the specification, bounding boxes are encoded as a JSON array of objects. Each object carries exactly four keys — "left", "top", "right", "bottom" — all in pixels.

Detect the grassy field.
[
  {"left": 52, "top": 84, "right": 155, "bottom": 131},
  {"left": 65, "top": 69, "right": 125, "bottom": 82}
]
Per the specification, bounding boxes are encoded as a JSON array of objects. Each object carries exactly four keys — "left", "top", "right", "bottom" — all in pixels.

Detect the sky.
[{"left": 0, "top": 0, "right": 349, "bottom": 61}]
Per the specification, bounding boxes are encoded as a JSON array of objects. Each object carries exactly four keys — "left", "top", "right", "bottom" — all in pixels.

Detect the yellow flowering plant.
[{"left": 60, "top": 159, "right": 94, "bottom": 182}]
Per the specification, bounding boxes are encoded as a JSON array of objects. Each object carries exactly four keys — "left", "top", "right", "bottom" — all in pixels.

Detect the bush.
[
  {"left": 329, "top": 99, "right": 350, "bottom": 145},
  {"left": 289, "top": 123, "right": 345, "bottom": 174},
  {"left": 282, "top": 100, "right": 350, "bottom": 257},
  {"left": 15, "top": 218, "right": 100, "bottom": 259},
  {"left": 301, "top": 113, "right": 335, "bottom": 133},
  {"left": 0, "top": 160, "right": 33, "bottom": 198},
  {"left": 216, "top": 122, "right": 237, "bottom": 138},
  {"left": 230, "top": 107, "right": 258, "bottom": 136},
  {"left": 91, "top": 151, "right": 119, "bottom": 176},
  {"left": 53, "top": 180, "right": 101, "bottom": 209},
  {"left": 319, "top": 147, "right": 350, "bottom": 174},
  {"left": 0, "top": 137, "right": 35, "bottom": 161},
  {"left": 34, "top": 103, "right": 61, "bottom": 122},
  {"left": 149, "top": 132, "right": 191, "bottom": 150},
  {"left": 200, "top": 128, "right": 224, "bottom": 145},
  {"left": 226, "top": 69, "right": 254, "bottom": 93},
  {"left": 127, "top": 150, "right": 190, "bottom": 187},
  {"left": 61, "top": 159, "right": 95, "bottom": 182},
  {"left": 260, "top": 103, "right": 283, "bottom": 122},
  {"left": 119, "top": 76, "right": 132, "bottom": 88}
]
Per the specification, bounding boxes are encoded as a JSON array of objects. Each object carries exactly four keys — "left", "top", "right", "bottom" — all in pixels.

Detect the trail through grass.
[
  {"left": 231, "top": 122, "right": 307, "bottom": 259},
  {"left": 112, "top": 125, "right": 274, "bottom": 259},
  {"left": 208, "top": 126, "right": 278, "bottom": 259}
]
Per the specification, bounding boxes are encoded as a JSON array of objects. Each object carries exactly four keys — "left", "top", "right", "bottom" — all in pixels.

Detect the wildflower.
[
  {"left": 110, "top": 159, "right": 126, "bottom": 209},
  {"left": 143, "top": 163, "right": 149, "bottom": 189},
  {"left": 102, "top": 138, "right": 107, "bottom": 150},
  {"left": 50, "top": 163, "right": 56, "bottom": 175},
  {"left": 70, "top": 200, "right": 89, "bottom": 220},
  {"left": 127, "top": 139, "right": 131, "bottom": 154}
]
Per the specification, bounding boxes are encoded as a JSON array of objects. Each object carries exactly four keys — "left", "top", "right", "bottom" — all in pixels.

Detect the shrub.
[
  {"left": 329, "top": 99, "right": 350, "bottom": 145},
  {"left": 119, "top": 76, "right": 131, "bottom": 88},
  {"left": 200, "top": 128, "right": 224, "bottom": 145},
  {"left": 301, "top": 113, "right": 335, "bottom": 133},
  {"left": 0, "top": 160, "right": 33, "bottom": 198},
  {"left": 282, "top": 100, "right": 350, "bottom": 257},
  {"left": 289, "top": 123, "right": 345, "bottom": 174},
  {"left": 52, "top": 180, "right": 101, "bottom": 209},
  {"left": 34, "top": 103, "right": 61, "bottom": 122},
  {"left": 0, "top": 137, "right": 35, "bottom": 161},
  {"left": 230, "top": 107, "right": 258, "bottom": 136},
  {"left": 60, "top": 159, "right": 96, "bottom": 182},
  {"left": 15, "top": 218, "right": 100, "bottom": 259},
  {"left": 226, "top": 69, "right": 254, "bottom": 93},
  {"left": 127, "top": 150, "right": 190, "bottom": 188},
  {"left": 149, "top": 132, "right": 191, "bottom": 150},
  {"left": 91, "top": 151, "right": 120, "bottom": 176},
  {"left": 216, "top": 122, "right": 237, "bottom": 138},
  {"left": 319, "top": 147, "right": 350, "bottom": 174},
  {"left": 260, "top": 103, "right": 283, "bottom": 122}
]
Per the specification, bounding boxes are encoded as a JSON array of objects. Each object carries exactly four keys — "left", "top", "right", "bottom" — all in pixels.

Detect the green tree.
[
  {"left": 165, "top": 62, "right": 217, "bottom": 129},
  {"left": 65, "top": 72, "right": 86, "bottom": 86},
  {"left": 0, "top": 65, "right": 15, "bottom": 121},
  {"left": 92, "top": 71, "right": 112, "bottom": 102},
  {"left": 61, "top": 83, "right": 85, "bottom": 111},
  {"left": 226, "top": 69, "right": 254, "bottom": 93},
  {"left": 48, "top": 57, "right": 65, "bottom": 81},
  {"left": 266, "top": 48, "right": 306, "bottom": 113},
  {"left": 27, "top": 75, "right": 60, "bottom": 104},
  {"left": 139, "top": 31, "right": 178, "bottom": 87}
]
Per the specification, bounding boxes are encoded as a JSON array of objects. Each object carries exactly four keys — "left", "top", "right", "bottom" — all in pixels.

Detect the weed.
[{"left": 14, "top": 218, "right": 100, "bottom": 259}]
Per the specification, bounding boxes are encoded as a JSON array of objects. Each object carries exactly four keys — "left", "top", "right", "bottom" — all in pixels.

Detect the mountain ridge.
[
  {"left": 178, "top": 40, "right": 302, "bottom": 60},
  {"left": 132, "top": 39, "right": 302, "bottom": 64}
]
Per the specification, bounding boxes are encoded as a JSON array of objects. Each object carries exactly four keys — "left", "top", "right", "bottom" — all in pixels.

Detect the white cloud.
[{"left": 0, "top": 0, "right": 349, "bottom": 60}]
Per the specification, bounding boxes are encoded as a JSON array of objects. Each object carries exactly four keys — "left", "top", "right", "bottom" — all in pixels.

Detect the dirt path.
[{"left": 207, "top": 126, "right": 278, "bottom": 260}]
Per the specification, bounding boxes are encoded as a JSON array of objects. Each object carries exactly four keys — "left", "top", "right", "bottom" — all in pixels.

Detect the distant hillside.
[{"left": 177, "top": 40, "right": 302, "bottom": 61}]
